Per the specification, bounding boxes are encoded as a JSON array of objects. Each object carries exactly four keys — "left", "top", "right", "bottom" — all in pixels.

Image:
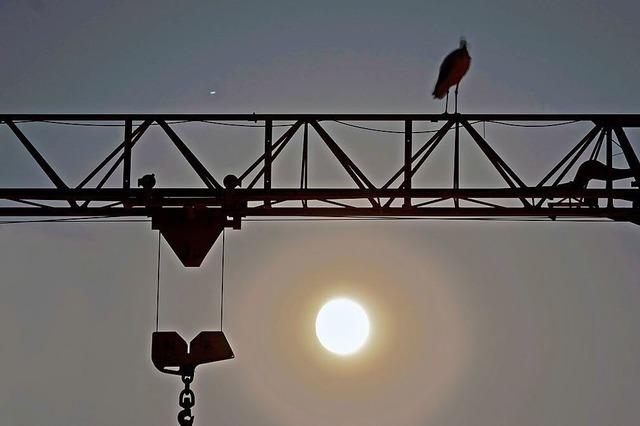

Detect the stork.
[{"left": 432, "top": 39, "right": 471, "bottom": 113}]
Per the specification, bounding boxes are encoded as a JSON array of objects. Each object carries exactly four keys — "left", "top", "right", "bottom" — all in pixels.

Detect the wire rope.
[
  {"left": 486, "top": 120, "right": 580, "bottom": 128},
  {"left": 155, "top": 232, "right": 161, "bottom": 332},
  {"left": 220, "top": 230, "right": 226, "bottom": 331}
]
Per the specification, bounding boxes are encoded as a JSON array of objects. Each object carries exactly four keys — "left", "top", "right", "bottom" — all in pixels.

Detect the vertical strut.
[
  {"left": 264, "top": 120, "right": 272, "bottom": 207},
  {"left": 404, "top": 120, "right": 412, "bottom": 207},
  {"left": 606, "top": 127, "right": 613, "bottom": 208},
  {"left": 123, "top": 119, "right": 132, "bottom": 189},
  {"left": 301, "top": 122, "right": 309, "bottom": 208},
  {"left": 454, "top": 116, "right": 460, "bottom": 208}
]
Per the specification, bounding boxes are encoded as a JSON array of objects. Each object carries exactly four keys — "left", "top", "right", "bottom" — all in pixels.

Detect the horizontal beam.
[
  {"left": 238, "top": 207, "right": 637, "bottom": 218},
  {"left": 3, "top": 114, "right": 640, "bottom": 126},
  {"left": 0, "top": 188, "right": 637, "bottom": 201},
  {"left": 0, "top": 206, "right": 636, "bottom": 219}
]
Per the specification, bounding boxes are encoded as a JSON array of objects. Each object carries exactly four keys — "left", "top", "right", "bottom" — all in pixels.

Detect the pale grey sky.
[{"left": 1, "top": 1, "right": 640, "bottom": 425}]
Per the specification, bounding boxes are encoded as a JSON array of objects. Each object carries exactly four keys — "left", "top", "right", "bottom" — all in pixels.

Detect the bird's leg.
[
  {"left": 454, "top": 83, "right": 459, "bottom": 113},
  {"left": 444, "top": 91, "right": 449, "bottom": 114}
]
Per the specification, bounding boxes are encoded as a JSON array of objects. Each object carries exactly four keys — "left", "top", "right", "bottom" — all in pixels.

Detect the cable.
[
  {"left": 6, "top": 118, "right": 588, "bottom": 131},
  {"left": 29, "top": 119, "right": 191, "bottom": 128},
  {"left": 220, "top": 229, "right": 226, "bottom": 332},
  {"left": 333, "top": 120, "right": 435, "bottom": 134},
  {"left": 155, "top": 232, "right": 161, "bottom": 332},
  {"left": 12, "top": 119, "right": 294, "bottom": 128},
  {"left": 332, "top": 119, "right": 485, "bottom": 135},
  {"left": 487, "top": 120, "right": 580, "bottom": 128},
  {"left": 200, "top": 120, "right": 293, "bottom": 128}
]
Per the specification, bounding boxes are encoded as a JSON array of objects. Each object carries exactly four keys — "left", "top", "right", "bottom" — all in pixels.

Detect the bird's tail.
[{"left": 432, "top": 85, "right": 447, "bottom": 99}]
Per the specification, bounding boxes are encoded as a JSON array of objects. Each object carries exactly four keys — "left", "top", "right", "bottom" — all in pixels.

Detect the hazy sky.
[{"left": 1, "top": 1, "right": 640, "bottom": 425}]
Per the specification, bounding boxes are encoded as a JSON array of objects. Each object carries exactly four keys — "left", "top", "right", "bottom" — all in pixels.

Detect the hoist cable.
[
  {"left": 156, "top": 231, "right": 161, "bottom": 332},
  {"left": 220, "top": 229, "right": 226, "bottom": 332}
]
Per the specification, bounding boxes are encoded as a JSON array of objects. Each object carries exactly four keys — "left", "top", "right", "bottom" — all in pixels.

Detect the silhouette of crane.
[
  {"left": 433, "top": 39, "right": 471, "bottom": 113},
  {"left": 0, "top": 113, "right": 639, "bottom": 266}
]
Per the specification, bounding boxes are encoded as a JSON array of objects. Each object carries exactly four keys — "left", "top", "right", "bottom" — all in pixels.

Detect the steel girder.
[{"left": 0, "top": 114, "right": 638, "bottom": 222}]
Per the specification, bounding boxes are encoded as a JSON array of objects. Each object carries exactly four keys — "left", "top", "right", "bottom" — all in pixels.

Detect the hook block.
[{"left": 152, "top": 331, "right": 234, "bottom": 376}]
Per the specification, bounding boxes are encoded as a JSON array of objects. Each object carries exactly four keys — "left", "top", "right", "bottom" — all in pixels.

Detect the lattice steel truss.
[
  {"left": 3, "top": 113, "right": 639, "bottom": 264},
  {"left": 1, "top": 114, "right": 638, "bottom": 219}
]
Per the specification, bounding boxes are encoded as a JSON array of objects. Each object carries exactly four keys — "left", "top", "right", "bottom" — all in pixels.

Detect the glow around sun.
[{"left": 315, "top": 298, "right": 370, "bottom": 356}]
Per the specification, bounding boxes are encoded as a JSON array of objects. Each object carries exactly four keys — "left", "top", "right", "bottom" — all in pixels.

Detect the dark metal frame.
[{"left": 1, "top": 114, "right": 639, "bottom": 223}]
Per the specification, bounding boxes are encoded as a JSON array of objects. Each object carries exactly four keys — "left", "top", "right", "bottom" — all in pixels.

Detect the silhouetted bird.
[
  {"left": 432, "top": 39, "right": 471, "bottom": 113},
  {"left": 223, "top": 174, "right": 240, "bottom": 189},
  {"left": 138, "top": 173, "right": 156, "bottom": 190}
]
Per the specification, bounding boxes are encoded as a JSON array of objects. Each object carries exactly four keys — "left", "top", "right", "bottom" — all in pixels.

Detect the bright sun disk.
[{"left": 315, "top": 298, "right": 370, "bottom": 356}]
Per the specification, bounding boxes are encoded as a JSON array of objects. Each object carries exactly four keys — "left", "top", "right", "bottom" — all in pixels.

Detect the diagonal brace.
[
  {"left": 5, "top": 120, "right": 69, "bottom": 189},
  {"left": 462, "top": 120, "right": 531, "bottom": 207},
  {"left": 76, "top": 120, "right": 152, "bottom": 189},
  {"left": 5, "top": 120, "right": 77, "bottom": 207},
  {"left": 157, "top": 120, "right": 223, "bottom": 190},
  {"left": 536, "top": 126, "right": 601, "bottom": 188},
  {"left": 241, "top": 121, "right": 303, "bottom": 188},
  {"left": 309, "top": 120, "right": 379, "bottom": 207},
  {"left": 382, "top": 120, "right": 454, "bottom": 190},
  {"left": 383, "top": 122, "right": 453, "bottom": 207}
]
